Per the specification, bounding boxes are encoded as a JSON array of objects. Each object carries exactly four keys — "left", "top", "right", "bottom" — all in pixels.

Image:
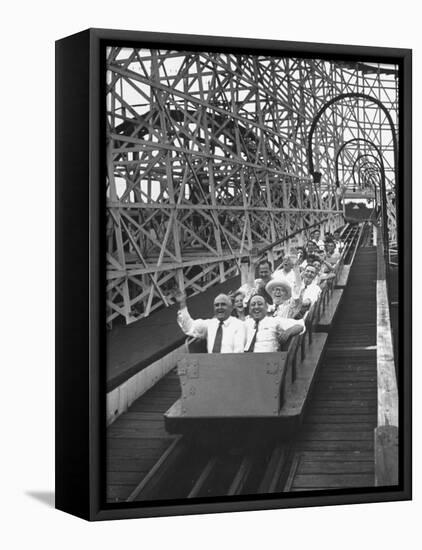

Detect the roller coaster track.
[{"left": 117, "top": 224, "right": 369, "bottom": 503}]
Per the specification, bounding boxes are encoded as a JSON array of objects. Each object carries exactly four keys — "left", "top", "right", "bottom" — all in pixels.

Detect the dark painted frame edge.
[
  {"left": 399, "top": 47, "right": 412, "bottom": 507},
  {"left": 56, "top": 29, "right": 92, "bottom": 520},
  {"left": 92, "top": 27, "right": 412, "bottom": 57},
  {"left": 55, "top": 28, "right": 412, "bottom": 521}
]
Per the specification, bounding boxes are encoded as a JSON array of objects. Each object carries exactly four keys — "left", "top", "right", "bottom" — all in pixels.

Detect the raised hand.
[
  {"left": 174, "top": 290, "right": 187, "bottom": 307},
  {"left": 291, "top": 254, "right": 300, "bottom": 267},
  {"left": 255, "top": 278, "right": 265, "bottom": 290}
]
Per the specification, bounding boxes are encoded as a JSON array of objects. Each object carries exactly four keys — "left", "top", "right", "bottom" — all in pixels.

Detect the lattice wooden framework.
[{"left": 106, "top": 49, "right": 398, "bottom": 325}]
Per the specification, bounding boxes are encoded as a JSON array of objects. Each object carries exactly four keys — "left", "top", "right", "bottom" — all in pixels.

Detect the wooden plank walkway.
[
  {"left": 106, "top": 370, "right": 181, "bottom": 502},
  {"left": 288, "top": 245, "right": 378, "bottom": 491}
]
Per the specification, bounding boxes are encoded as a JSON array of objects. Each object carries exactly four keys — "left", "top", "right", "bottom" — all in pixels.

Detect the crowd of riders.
[{"left": 175, "top": 227, "right": 344, "bottom": 353}]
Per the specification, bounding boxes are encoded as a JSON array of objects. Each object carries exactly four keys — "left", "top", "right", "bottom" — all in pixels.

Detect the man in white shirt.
[
  {"left": 240, "top": 259, "right": 275, "bottom": 308},
  {"left": 176, "top": 292, "right": 246, "bottom": 353},
  {"left": 310, "top": 257, "right": 336, "bottom": 288},
  {"left": 253, "top": 259, "right": 274, "bottom": 305},
  {"left": 310, "top": 228, "right": 325, "bottom": 252},
  {"left": 323, "top": 241, "right": 340, "bottom": 270},
  {"left": 332, "top": 230, "right": 344, "bottom": 254},
  {"left": 293, "top": 264, "right": 322, "bottom": 319},
  {"left": 272, "top": 255, "right": 297, "bottom": 287},
  {"left": 300, "top": 264, "right": 322, "bottom": 304},
  {"left": 266, "top": 280, "right": 300, "bottom": 319},
  {"left": 267, "top": 260, "right": 302, "bottom": 318},
  {"left": 300, "top": 241, "right": 324, "bottom": 270},
  {"left": 244, "top": 295, "right": 305, "bottom": 353}
]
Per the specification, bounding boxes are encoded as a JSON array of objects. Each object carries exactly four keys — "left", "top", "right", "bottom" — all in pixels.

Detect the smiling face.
[
  {"left": 312, "top": 260, "right": 322, "bottom": 273},
  {"left": 282, "top": 257, "right": 292, "bottom": 271},
  {"left": 306, "top": 241, "right": 316, "bottom": 254},
  {"left": 326, "top": 242, "right": 335, "bottom": 254},
  {"left": 213, "top": 294, "right": 232, "bottom": 321},
  {"left": 233, "top": 293, "right": 245, "bottom": 313},
  {"left": 258, "top": 262, "right": 272, "bottom": 282},
  {"left": 249, "top": 295, "right": 268, "bottom": 321},
  {"left": 272, "top": 285, "right": 290, "bottom": 305},
  {"left": 303, "top": 265, "right": 317, "bottom": 286}
]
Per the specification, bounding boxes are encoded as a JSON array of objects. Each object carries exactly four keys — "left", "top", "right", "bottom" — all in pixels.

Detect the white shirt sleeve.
[
  {"left": 291, "top": 268, "right": 302, "bottom": 300},
  {"left": 177, "top": 307, "right": 208, "bottom": 339},
  {"left": 275, "top": 316, "right": 306, "bottom": 335},
  {"left": 308, "top": 284, "right": 322, "bottom": 303},
  {"left": 177, "top": 311, "right": 246, "bottom": 353}
]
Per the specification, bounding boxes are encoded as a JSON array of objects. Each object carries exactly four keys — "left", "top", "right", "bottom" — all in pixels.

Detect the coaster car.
[
  {"left": 164, "top": 244, "right": 350, "bottom": 437},
  {"left": 164, "top": 316, "right": 327, "bottom": 436}
]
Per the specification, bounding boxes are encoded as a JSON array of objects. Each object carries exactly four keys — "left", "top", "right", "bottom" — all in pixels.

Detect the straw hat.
[{"left": 265, "top": 279, "right": 292, "bottom": 298}]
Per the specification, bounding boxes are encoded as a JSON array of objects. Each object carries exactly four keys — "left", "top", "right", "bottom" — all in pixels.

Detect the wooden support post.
[
  {"left": 375, "top": 230, "right": 398, "bottom": 486},
  {"left": 374, "top": 426, "right": 399, "bottom": 486}
]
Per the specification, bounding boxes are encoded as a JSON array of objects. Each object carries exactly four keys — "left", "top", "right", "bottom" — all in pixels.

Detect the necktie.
[
  {"left": 246, "top": 320, "right": 260, "bottom": 352},
  {"left": 212, "top": 320, "right": 224, "bottom": 353}
]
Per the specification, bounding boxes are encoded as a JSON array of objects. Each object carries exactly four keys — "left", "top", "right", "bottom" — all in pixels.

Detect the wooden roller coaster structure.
[{"left": 105, "top": 49, "right": 398, "bottom": 326}]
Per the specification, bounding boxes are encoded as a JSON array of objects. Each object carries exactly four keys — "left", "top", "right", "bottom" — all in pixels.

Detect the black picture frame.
[{"left": 55, "top": 28, "right": 412, "bottom": 521}]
